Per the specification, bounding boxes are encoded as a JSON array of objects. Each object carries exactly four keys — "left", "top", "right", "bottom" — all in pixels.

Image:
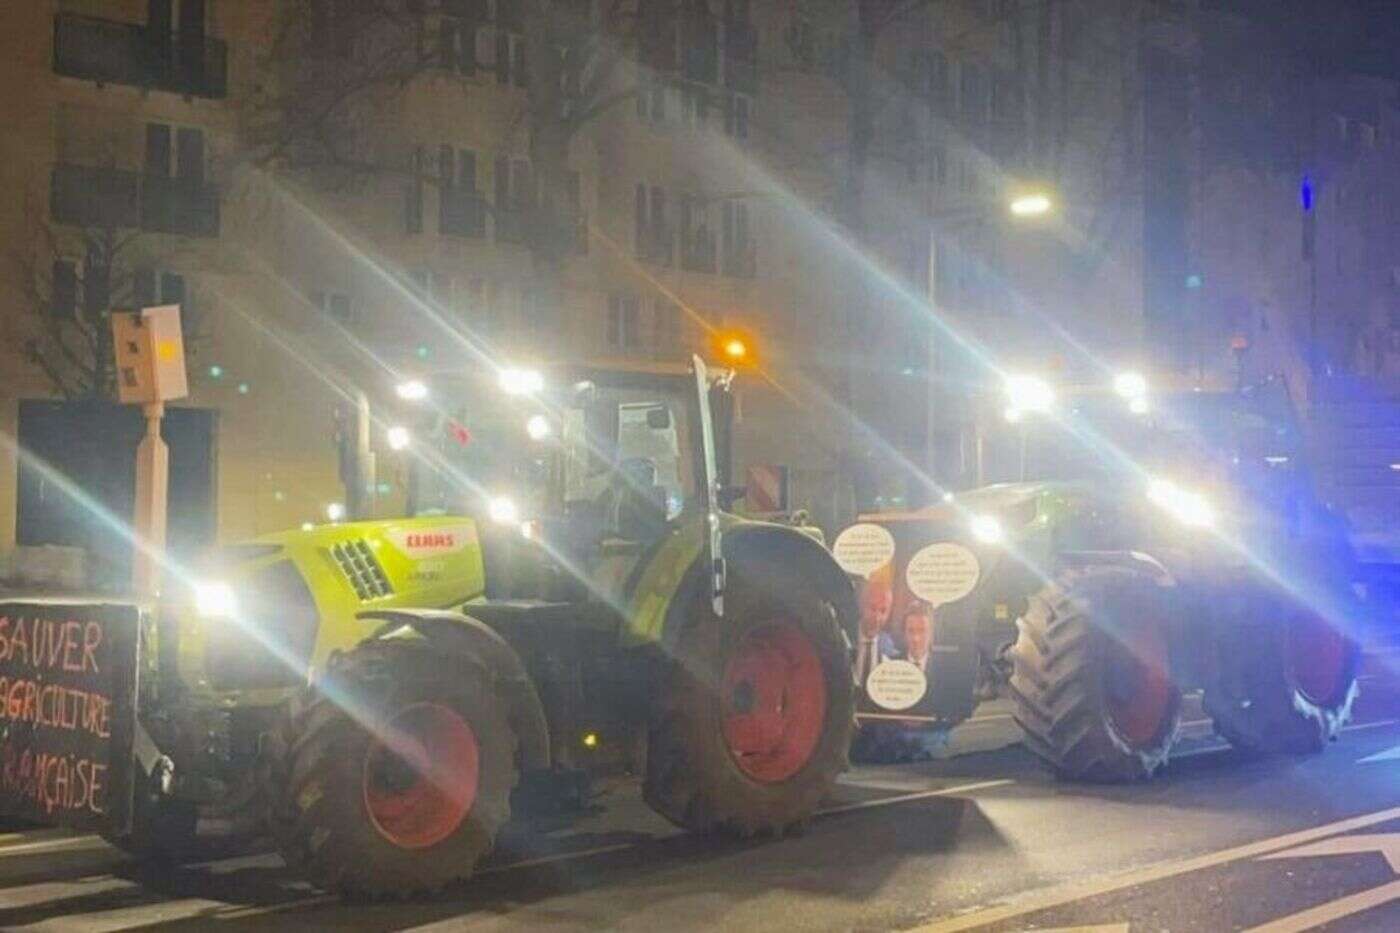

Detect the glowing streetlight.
[
  {"left": 386, "top": 425, "right": 411, "bottom": 451},
  {"left": 724, "top": 337, "right": 748, "bottom": 361},
  {"left": 1009, "top": 193, "right": 1053, "bottom": 218}
]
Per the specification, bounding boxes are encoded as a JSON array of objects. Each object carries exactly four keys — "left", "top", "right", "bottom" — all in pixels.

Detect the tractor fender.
[
  {"left": 1057, "top": 549, "right": 1178, "bottom": 587},
  {"left": 661, "top": 524, "right": 858, "bottom": 653},
  {"left": 358, "top": 608, "right": 551, "bottom": 773}
]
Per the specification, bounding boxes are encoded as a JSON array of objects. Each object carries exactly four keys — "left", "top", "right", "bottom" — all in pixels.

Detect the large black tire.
[
  {"left": 1009, "top": 566, "right": 1182, "bottom": 782},
  {"left": 643, "top": 572, "right": 854, "bottom": 836},
  {"left": 272, "top": 641, "right": 518, "bottom": 897},
  {"left": 1204, "top": 581, "right": 1359, "bottom": 755}
]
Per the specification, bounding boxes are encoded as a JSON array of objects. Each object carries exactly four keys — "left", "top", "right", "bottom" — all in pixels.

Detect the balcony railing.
[
  {"left": 50, "top": 164, "right": 220, "bottom": 238},
  {"left": 54, "top": 13, "right": 228, "bottom": 99},
  {"left": 440, "top": 188, "right": 486, "bottom": 238}
]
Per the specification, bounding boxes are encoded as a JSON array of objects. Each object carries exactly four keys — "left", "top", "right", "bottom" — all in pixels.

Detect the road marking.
[
  {"left": 1243, "top": 878, "right": 1400, "bottom": 933},
  {"left": 821, "top": 779, "right": 1014, "bottom": 816},
  {"left": 1345, "top": 718, "right": 1400, "bottom": 732},
  {"left": 1360, "top": 742, "right": 1400, "bottom": 763},
  {"left": 908, "top": 805, "right": 1400, "bottom": 932},
  {"left": 480, "top": 842, "right": 638, "bottom": 875},
  {"left": 0, "top": 834, "right": 104, "bottom": 858},
  {"left": 1259, "top": 832, "right": 1400, "bottom": 872}
]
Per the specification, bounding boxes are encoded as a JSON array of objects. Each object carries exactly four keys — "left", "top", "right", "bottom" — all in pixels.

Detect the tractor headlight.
[
  {"left": 1005, "top": 374, "right": 1055, "bottom": 419},
  {"left": 1146, "top": 478, "right": 1215, "bottom": 528},
  {"left": 195, "top": 580, "right": 238, "bottom": 619},
  {"left": 488, "top": 496, "right": 520, "bottom": 525},
  {"left": 499, "top": 368, "right": 544, "bottom": 396},
  {"left": 970, "top": 514, "right": 1004, "bottom": 544}
]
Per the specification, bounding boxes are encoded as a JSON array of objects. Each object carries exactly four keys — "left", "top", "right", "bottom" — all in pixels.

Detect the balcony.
[
  {"left": 50, "top": 164, "right": 220, "bottom": 238},
  {"left": 53, "top": 13, "right": 228, "bottom": 99},
  {"left": 440, "top": 188, "right": 486, "bottom": 238}
]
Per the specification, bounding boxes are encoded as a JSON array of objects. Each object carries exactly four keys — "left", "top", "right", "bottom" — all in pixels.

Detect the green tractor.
[
  {"left": 56, "top": 357, "right": 857, "bottom": 895},
  {"left": 837, "top": 372, "right": 1361, "bottom": 778}
]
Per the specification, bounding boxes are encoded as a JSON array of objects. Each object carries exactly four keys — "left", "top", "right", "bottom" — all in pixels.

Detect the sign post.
[{"left": 111, "top": 306, "right": 188, "bottom": 598}]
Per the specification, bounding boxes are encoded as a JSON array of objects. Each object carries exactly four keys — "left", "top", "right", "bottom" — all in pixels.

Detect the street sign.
[{"left": 0, "top": 601, "right": 142, "bottom": 836}]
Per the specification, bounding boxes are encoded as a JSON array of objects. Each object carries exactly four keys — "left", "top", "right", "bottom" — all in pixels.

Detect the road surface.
[{"left": 2, "top": 658, "right": 1400, "bottom": 931}]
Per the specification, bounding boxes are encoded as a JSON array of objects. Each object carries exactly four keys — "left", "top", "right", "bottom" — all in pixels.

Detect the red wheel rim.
[
  {"left": 363, "top": 702, "right": 478, "bottom": 850},
  {"left": 721, "top": 620, "right": 828, "bottom": 783},
  {"left": 1104, "top": 624, "right": 1174, "bottom": 749},
  {"left": 1289, "top": 611, "right": 1350, "bottom": 706}
]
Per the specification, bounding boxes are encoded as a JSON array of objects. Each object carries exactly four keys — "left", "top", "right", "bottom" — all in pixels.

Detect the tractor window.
[{"left": 563, "top": 389, "right": 694, "bottom": 521}]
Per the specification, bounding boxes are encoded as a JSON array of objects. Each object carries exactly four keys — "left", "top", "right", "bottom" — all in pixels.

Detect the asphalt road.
[{"left": 4, "top": 659, "right": 1400, "bottom": 931}]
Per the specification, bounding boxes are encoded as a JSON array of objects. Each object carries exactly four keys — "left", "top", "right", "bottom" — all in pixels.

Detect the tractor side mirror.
[{"left": 718, "top": 484, "right": 747, "bottom": 510}]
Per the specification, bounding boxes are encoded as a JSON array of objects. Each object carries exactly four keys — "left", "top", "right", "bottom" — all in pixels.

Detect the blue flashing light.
[{"left": 1301, "top": 175, "right": 1314, "bottom": 212}]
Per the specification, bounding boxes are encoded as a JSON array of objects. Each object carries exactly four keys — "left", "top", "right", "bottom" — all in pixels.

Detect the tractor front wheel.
[
  {"left": 272, "top": 642, "right": 517, "bottom": 898},
  {"left": 1205, "top": 583, "right": 1358, "bottom": 755},
  {"left": 1009, "top": 566, "right": 1182, "bottom": 782},
  {"left": 644, "top": 573, "right": 854, "bottom": 836}
]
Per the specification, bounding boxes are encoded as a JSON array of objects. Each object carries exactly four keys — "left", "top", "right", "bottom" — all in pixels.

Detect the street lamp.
[
  {"left": 1008, "top": 192, "right": 1053, "bottom": 218},
  {"left": 395, "top": 379, "right": 428, "bottom": 401}
]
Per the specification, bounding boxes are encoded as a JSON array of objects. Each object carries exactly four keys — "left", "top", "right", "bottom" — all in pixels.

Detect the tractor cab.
[{"left": 400, "top": 357, "right": 732, "bottom": 602}]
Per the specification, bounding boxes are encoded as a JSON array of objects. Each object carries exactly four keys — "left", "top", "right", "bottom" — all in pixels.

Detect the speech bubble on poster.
[
  {"left": 831, "top": 523, "right": 896, "bottom": 578},
  {"left": 865, "top": 659, "right": 928, "bottom": 711},
  {"left": 905, "top": 542, "right": 980, "bottom": 606}
]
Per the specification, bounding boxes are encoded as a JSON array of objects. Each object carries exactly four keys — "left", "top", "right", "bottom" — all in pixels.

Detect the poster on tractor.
[
  {"left": 832, "top": 520, "right": 984, "bottom": 722},
  {"left": 0, "top": 601, "right": 142, "bottom": 835}
]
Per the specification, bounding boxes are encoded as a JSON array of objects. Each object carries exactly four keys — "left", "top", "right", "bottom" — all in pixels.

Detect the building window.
[
  {"left": 958, "top": 62, "right": 988, "bottom": 124},
  {"left": 721, "top": 199, "right": 754, "bottom": 277},
  {"left": 679, "top": 194, "right": 716, "bottom": 273},
  {"left": 406, "top": 145, "right": 425, "bottom": 234},
  {"left": 636, "top": 184, "right": 671, "bottom": 263},
  {"left": 725, "top": 94, "right": 750, "bottom": 140},
  {"left": 145, "top": 123, "right": 205, "bottom": 184},
  {"left": 311, "top": 289, "right": 356, "bottom": 326},
  {"left": 494, "top": 29, "right": 526, "bottom": 87},
  {"left": 654, "top": 298, "right": 682, "bottom": 354},
  {"left": 439, "top": 145, "right": 484, "bottom": 237},
  {"left": 607, "top": 295, "right": 643, "bottom": 351},
  {"left": 494, "top": 156, "right": 530, "bottom": 243}
]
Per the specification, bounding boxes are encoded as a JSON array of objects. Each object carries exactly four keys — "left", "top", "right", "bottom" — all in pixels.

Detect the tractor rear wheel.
[
  {"left": 1009, "top": 566, "right": 1181, "bottom": 782},
  {"left": 1204, "top": 583, "right": 1358, "bottom": 755},
  {"left": 272, "top": 642, "right": 517, "bottom": 897},
  {"left": 644, "top": 571, "right": 854, "bottom": 836}
]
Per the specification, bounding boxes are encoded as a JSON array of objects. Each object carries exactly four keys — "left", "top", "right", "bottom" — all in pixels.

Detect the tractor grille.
[{"left": 331, "top": 539, "right": 394, "bottom": 600}]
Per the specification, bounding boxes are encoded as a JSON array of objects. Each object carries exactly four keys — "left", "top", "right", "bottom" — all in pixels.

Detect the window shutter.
[
  {"left": 459, "top": 149, "right": 477, "bottom": 190},
  {"left": 133, "top": 267, "right": 157, "bottom": 309},
  {"left": 145, "top": 123, "right": 172, "bottom": 177},
  {"left": 496, "top": 30, "right": 510, "bottom": 83},
  {"left": 161, "top": 272, "right": 186, "bottom": 310},
  {"left": 176, "top": 127, "right": 204, "bottom": 184},
  {"left": 51, "top": 260, "right": 77, "bottom": 319}
]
